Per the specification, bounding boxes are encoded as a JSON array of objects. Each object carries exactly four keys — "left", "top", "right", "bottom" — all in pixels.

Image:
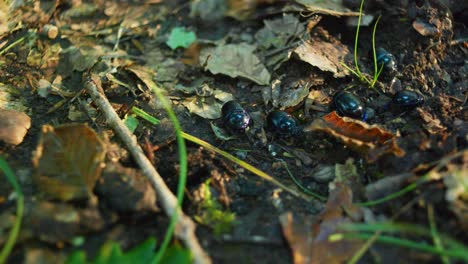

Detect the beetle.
[
  {"left": 266, "top": 110, "right": 300, "bottom": 137},
  {"left": 392, "top": 90, "right": 424, "bottom": 109},
  {"left": 376, "top": 47, "right": 397, "bottom": 78},
  {"left": 333, "top": 91, "right": 365, "bottom": 119},
  {"left": 221, "top": 101, "right": 251, "bottom": 132}
]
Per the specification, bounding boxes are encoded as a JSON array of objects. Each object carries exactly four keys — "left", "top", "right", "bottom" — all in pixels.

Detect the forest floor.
[{"left": 0, "top": 0, "right": 467, "bottom": 263}]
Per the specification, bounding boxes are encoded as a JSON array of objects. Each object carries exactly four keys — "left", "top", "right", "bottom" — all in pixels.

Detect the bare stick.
[{"left": 85, "top": 74, "right": 211, "bottom": 264}]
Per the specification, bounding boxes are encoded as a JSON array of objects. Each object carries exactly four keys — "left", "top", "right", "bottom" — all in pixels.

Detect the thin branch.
[{"left": 84, "top": 74, "right": 211, "bottom": 264}]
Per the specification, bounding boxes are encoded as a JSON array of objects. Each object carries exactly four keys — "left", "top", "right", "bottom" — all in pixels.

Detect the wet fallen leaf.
[
  {"left": 0, "top": 109, "right": 31, "bottom": 145},
  {"left": 304, "top": 111, "right": 405, "bottom": 162},
  {"left": 32, "top": 124, "right": 106, "bottom": 201},
  {"left": 200, "top": 43, "right": 271, "bottom": 85},
  {"left": 95, "top": 163, "right": 158, "bottom": 213},
  {"left": 280, "top": 183, "right": 363, "bottom": 264},
  {"left": 294, "top": 0, "right": 360, "bottom": 16},
  {"left": 294, "top": 39, "right": 350, "bottom": 78}
]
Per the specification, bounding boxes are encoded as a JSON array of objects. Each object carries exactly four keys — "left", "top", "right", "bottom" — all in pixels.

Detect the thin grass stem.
[
  {"left": 151, "top": 88, "right": 188, "bottom": 263},
  {"left": 0, "top": 157, "right": 24, "bottom": 264}
]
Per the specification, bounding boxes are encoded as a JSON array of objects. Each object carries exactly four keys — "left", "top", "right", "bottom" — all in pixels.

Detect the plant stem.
[
  {"left": 0, "top": 157, "right": 24, "bottom": 264},
  {"left": 353, "top": 0, "right": 366, "bottom": 76}
]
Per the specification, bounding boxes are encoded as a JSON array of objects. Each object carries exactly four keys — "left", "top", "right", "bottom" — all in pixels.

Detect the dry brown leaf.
[
  {"left": 280, "top": 183, "right": 363, "bottom": 264},
  {"left": 0, "top": 109, "right": 31, "bottom": 145},
  {"left": 304, "top": 111, "right": 405, "bottom": 162},
  {"left": 294, "top": 0, "right": 359, "bottom": 16},
  {"left": 32, "top": 124, "right": 106, "bottom": 201},
  {"left": 294, "top": 40, "right": 350, "bottom": 78}
]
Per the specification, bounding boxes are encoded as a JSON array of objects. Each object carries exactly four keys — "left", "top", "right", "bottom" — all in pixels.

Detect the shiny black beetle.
[
  {"left": 221, "top": 101, "right": 251, "bottom": 132},
  {"left": 392, "top": 90, "right": 424, "bottom": 109},
  {"left": 266, "top": 110, "right": 300, "bottom": 137},
  {"left": 376, "top": 47, "right": 397, "bottom": 78},
  {"left": 333, "top": 91, "right": 365, "bottom": 119}
]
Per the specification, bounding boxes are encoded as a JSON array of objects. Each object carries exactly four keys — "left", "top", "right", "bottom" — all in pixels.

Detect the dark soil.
[{"left": 0, "top": 0, "right": 467, "bottom": 263}]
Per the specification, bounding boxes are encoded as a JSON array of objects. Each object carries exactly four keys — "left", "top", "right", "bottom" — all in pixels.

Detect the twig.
[{"left": 84, "top": 74, "right": 211, "bottom": 264}]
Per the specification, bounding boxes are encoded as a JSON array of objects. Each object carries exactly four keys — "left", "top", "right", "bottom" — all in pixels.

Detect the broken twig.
[{"left": 84, "top": 74, "right": 211, "bottom": 264}]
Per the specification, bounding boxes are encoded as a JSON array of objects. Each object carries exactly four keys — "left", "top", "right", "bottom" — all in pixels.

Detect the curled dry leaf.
[
  {"left": 0, "top": 109, "right": 31, "bottom": 145},
  {"left": 294, "top": 39, "right": 350, "bottom": 78},
  {"left": 32, "top": 124, "right": 106, "bottom": 201},
  {"left": 294, "top": 0, "right": 360, "bottom": 17},
  {"left": 280, "top": 183, "right": 363, "bottom": 264},
  {"left": 304, "top": 111, "right": 405, "bottom": 162}
]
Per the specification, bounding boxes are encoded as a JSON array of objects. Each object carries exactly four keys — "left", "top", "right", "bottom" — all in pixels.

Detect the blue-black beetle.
[
  {"left": 221, "top": 101, "right": 251, "bottom": 132},
  {"left": 266, "top": 110, "right": 300, "bottom": 137},
  {"left": 376, "top": 48, "right": 397, "bottom": 78},
  {"left": 333, "top": 91, "right": 365, "bottom": 119},
  {"left": 392, "top": 90, "right": 424, "bottom": 109}
]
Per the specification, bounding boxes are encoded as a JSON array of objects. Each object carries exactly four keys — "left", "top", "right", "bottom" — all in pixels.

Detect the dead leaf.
[
  {"left": 416, "top": 108, "right": 447, "bottom": 134},
  {"left": 304, "top": 111, "right": 405, "bottom": 162},
  {"left": 262, "top": 78, "right": 310, "bottom": 109},
  {"left": 95, "top": 163, "right": 158, "bottom": 213},
  {"left": 280, "top": 183, "right": 363, "bottom": 264},
  {"left": 255, "top": 14, "right": 305, "bottom": 49},
  {"left": 32, "top": 124, "right": 106, "bottom": 201},
  {"left": 294, "top": 39, "right": 350, "bottom": 78},
  {"left": 200, "top": 43, "right": 271, "bottom": 85},
  {"left": 24, "top": 201, "right": 107, "bottom": 243},
  {"left": 294, "top": 0, "right": 360, "bottom": 16},
  {"left": 0, "top": 109, "right": 31, "bottom": 145}
]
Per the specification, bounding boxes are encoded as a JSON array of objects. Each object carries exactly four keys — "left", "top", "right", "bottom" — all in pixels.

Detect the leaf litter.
[{"left": 0, "top": 0, "right": 467, "bottom": 263}]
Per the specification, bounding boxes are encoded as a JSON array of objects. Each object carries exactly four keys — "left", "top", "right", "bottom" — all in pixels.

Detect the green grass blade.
[
  {"left": 356, "top": 176, "right": 427, "bottom": 207},
  {"left": 0, "top": 157, "right": 24, "bottom": 264},
  {"left": 428, "top": 205, "right": 451, "bottom": 264},
  {"left": 181, "top": 132, "right": 312, "bottom": 202},
  {"left": 279, "top": 160, "right": 326, "bottom": 201},
  {"left": 371, "top": 15, "right": 382, "bottom": 86},
  {"left": 131, "top": 107, "right": 160, "bottom": 125},
  {"left": 151, "top": 88, "right": 188, "bottom": 264},
  {"left": 353, "top": 0, "right": 366, "bottom": 76},
  {"left": 341, "top": 233, "right": 468, "bottom": 261}
]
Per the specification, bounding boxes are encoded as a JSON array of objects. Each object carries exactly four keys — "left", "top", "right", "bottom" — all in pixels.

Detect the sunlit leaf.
[{"left": 304, "top": 111, "right": 405, "bottom": 162}]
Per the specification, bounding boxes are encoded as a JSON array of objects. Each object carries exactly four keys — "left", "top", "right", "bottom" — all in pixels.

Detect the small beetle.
[
  {"left": 221, "top": 101, "right": 251, "bottom": 132},
  {"left": 376, "top": 47, "right": 397, "bottom": 78},
  {"left": 266, "top": 110, "right": 300, "bottom": 137},
  {"left": 333, "top": 91, "right": 365, "bottom": 119},
  {"left": 392, "top": 90, "right": 424, "bottom": 109}
]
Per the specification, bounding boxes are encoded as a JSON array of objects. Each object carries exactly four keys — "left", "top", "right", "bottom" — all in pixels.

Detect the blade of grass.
[
  {"left": 181, "top": 132, "right": 313, "bottom": 202},
  {"left": 371, "top": 15, "right": 382, "bottom": 87},
  {"left": 278, "top": 160, "right": 326, "bottom": 201},
  {"left": 151, "top": 88, "right": 188, "bottom": 263},
  {"left": 353, "top": 0, "right": 366, "bottom": 76},
  {"left": 0, "top": 157, "right": 24, "bottom": 264},
  {"left": 428, "top": 204, "right": 451, "bottom": 264},
  {"left": 356, "top": 176, "right": 426, "bottom": 207},
  {"left": 132, "top": 106, "right": 160, "bottom": 125},
  {"left": 338, "top": 233, "right": 468, "bottom": 261}
]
